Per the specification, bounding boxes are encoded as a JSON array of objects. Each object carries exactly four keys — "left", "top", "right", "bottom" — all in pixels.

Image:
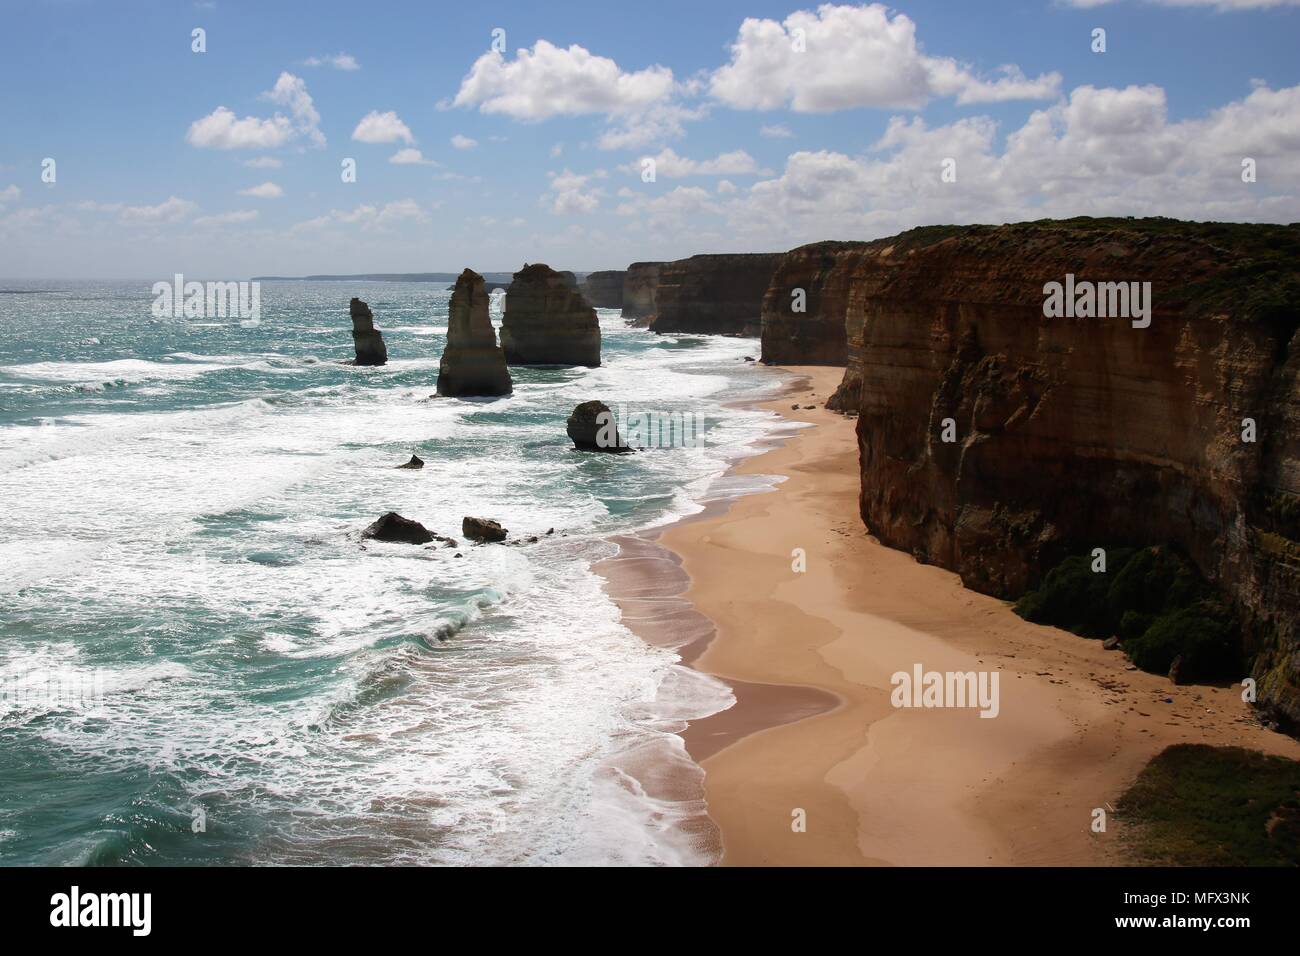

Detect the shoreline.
[{"left": 598, "top": 365, "right": 1300, "bottom": 866}]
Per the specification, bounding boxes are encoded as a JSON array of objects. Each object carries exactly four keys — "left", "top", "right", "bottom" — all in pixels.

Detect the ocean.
[{"left": 0, "top": 279, "right": 795, "bottom": 865}]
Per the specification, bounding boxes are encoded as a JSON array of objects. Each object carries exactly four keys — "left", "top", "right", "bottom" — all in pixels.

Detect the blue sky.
[{"left": 1, "top": 0, "right": 1298, "bottom": 278}]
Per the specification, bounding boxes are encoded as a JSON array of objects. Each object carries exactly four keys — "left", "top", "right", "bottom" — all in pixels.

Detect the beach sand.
[{"left": 600, "top": 365, "right": 1300, "bottom": 866}]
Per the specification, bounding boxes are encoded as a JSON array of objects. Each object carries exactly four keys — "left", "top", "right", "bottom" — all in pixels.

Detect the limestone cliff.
[
  {"left": 501, "top": 263, "right": 601, "bottom": 366},
  {"left": 827, "top": 219, "right": 1300, "bottom": 726},
  {"left": 581, "top": 270, "right": 626, "bottom": 309},
  {"left": 349, "top": 297, "right": 388, "bottom": 366},
  {"left": 649, "top": 253, "right": 783, "bottom": 336},
  {"left": 435, "top": 268, "right": 512, "bottom": 397},
  {"left": 759, "top": 242, "right": 873, "bottom": 366},
  {"left": 622, "top": 262, "right": 663, "bottom": 326}
]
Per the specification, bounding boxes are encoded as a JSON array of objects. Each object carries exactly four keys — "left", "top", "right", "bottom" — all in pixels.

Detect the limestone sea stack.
[
  {"left": 500, "top": 263, "right": 601, "bottom": 367},
  {"left": 622, "top": 262, "right": 663, "bottom": 326},
  {"left": 566, "top": 400, "right": 630, "bottom": 453},
  {"left": 580, "top": 270, "right": 626, "bottom": 309},
  {"left": 350, "top": 298, "right": 388, "bottom": 366},
  {"left": 435, "top": 269, "right": 512, "bottom": 397}
]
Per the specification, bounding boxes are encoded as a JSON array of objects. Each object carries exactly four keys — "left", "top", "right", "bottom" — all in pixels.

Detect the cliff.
[
  {"left": 501, "top": 263, "right": 601, "bottom": 366},
  {"left": 828, "top": 218, "right": 1300, "bottom": 727},
  {"left": 349, "top": 297, "right": 388, "bottom": 366},
  {"left": 649, "top": 253, "right": 783, "bottom": 336},
  {"left": 759, "top": 242, "right": 868, "bottom": 366},
  {"left": 435, "top": 268, "right": 512, "bottom": 397},
  {"left": 581, "top": 270, "right": 626, "bottom": 309},
  {"left": 622, "top": 262, "right": 663, "bottom": 326}
]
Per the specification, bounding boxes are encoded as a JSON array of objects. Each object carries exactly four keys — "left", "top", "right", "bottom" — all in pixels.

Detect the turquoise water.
[{"left": 0, "top": 280, "right": 791, "bottom": 865}]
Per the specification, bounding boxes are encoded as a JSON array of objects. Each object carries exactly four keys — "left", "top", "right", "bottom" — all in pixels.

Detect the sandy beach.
[{"left": 601, "top": 366, "right": 1300, "bottom": 866}]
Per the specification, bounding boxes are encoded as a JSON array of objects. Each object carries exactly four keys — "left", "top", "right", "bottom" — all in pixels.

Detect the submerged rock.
[
  {"left": 501, "top": 263, "right": 601, "bottom": 367},
  {"left": 350, "top": 298, "right": 388, "bottom": 366},
  {"left": 395, "top": 454, "right": 424, "bottom": 470},
  {"left": 566, "top": 400, "right": 630, "bottom": 453},
  {"left": 435, "top": 269, "right": 513, "bottom": 397},
  {"left": 362, "top": 512, "right": 435, "bottom": 545},
  {"left": 462, "top": 516, "right": 507, "bottom": 543}
]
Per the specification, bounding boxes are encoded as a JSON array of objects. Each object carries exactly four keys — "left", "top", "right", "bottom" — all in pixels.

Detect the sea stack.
[
  {"left": 435, "top": 269, "right": 512, "bottom": 397},
  {"left": 350, "top": 298, "right": 388, "bottom": 366},
  {"left": 501, "top": 263, "right": 601, "bottom": 367},
  {"left": 580, "top": 270, "right": 626, "bottom": 309}
]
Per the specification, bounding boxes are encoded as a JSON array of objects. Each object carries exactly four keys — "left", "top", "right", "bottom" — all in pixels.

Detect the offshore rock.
[
  {"left": 501, "top": 263, "right": 601, "bottom": 366},
  {"left": 435, "top": 269, "right": 512, "bottom": 397},
  {"left": 350, "top": 298, "right": 388, "bottom": 366}
]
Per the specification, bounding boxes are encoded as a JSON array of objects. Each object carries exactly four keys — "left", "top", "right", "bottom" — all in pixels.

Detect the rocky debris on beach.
[
  {"left": 501, "top": 263, "right": 601, "bottom": 367},
  {"left": 462, "top": 516, "right": 507, "bottom": 543},
  {"left": 362, "top": 512, "right": 435, "bottom": 545},
  {"left": 580, "top": 270, "right": 625, "bottom": 309},
  {"left": 566, "top": 400, "right": 631, "bottom": 453},
  {"left": 349, "top": 297, "right": 388, "bottom": 366},
  {"left": 435, "top": 268, "right": 513, "bottom": 397},
  {"left": 395, "top": 454, "right": 424, "bottom": 469}
]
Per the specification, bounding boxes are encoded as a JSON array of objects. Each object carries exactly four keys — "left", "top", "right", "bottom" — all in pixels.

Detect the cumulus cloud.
[
  {"left": 292, "top": 199, "right": 432, "bottom": 232},
  {"left": 242, "top": 156, "right": 282, "bottom": 169},
  {"left": 0, "top": 185, "right": 19, "bottom": 204},
  {"left": 352, "top": 110, "right": 415, "bottom": 144},
  {"left": 194, "top": 210, "right": 260, "bottom": 226},
  {"left": 239, "top": 181, "right": 283, "bottom": 199},
  {"left": 710, "top": 4, "right": 1060, "bottom": 111},
  {"left": 544, "top": 168, "right": 606, "bottom": 214},
  {"left": 721, "top": 81, "right": 1300, "bottom": 246},
  {"left": 615, "top": 185, "right": 720, "bottom": 227},
  {"left": 451, "top": 134, "right": 478, "bottom": 149},
  {"left": 80, "top": 196, "right": 199, "bottom": 224},
  {"left": 761, "top": 124, "right": 794, "bottom": 138},
  {"left": 388, "top": 148, "right": 438, "bottom": 165},
  {"left": 187, "top": 73, "right": 323, "bottom": 149},
  {"left": 303, "top": 52, "right": 360, "bottom": 70},
  {"left": 624, "top": 147, "right": 762, "bottom": 177}
]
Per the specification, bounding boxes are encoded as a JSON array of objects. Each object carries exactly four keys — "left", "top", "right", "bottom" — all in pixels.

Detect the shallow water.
[{"left": 0, "top": 279, "right": 796, "bottom": 865}]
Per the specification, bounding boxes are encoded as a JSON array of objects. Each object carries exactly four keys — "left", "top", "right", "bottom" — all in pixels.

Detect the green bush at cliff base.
[
  {"left": 1119, "top": 744, "right": 1300, "bottom": 866},
  {"left": 1013, "top": 545, "right": 1242, "bottom": 681}
]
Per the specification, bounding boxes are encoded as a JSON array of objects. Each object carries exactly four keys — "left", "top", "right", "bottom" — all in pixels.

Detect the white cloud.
[
  {"left": 303, "top": 52, "right": 360, "bottom": 70},
  {"left": 550, "top": 143, "right": 564, "bottom": 157},
  {"left": 596, "top": 102, "right": 708, "bottom": 150},
  {"left": 242, "top": 156, "right": 282, "bottom": 169},
  {"left": 615, "top": 185, "right": 720, "bottom": 227},
  {"left": 239, "top": 181, "right": 283, "bottom": 199},
  {"left": 80, "top": 196, "right": 199, "bottom": 224},
  {"left": 352, "top": 110, "right": 415, "bottom": 144},
  {"left": 710, "top": 4, "right": 1060, "bottom": 111},
  {"left": 760, "top": 124, "right": 794, "bottom": 138},
  {"left": 292, "top": 199, "right": 432, "bottom": 232},
  {"left": 388, "top": 148, "right": 438, "bottom": 165},
  {"left": 451, "top": 134, "right": 478, "bottom": 150},
  {"left": 717, "top": 179, "right": 738, "bottom": 194},
  {"left": 625, "top": 147, "right": 761, "bottom": 177},
  {"left": 452, "top": 39, "right": 674, "bottom": 119},
  {"left": 194, "top": 210, "right": 260, "bottom": 226},
  {"left": 544, "top": 168, "right": 605, "bottom": 214},
  {"left": 1065, "top": 0, "right": 1299, "bottom": 8},
  {"left": 188, "top": 73, "right": 323, "bottom": 149},
  {"left": 0, "top": 185, "right": 19, "bottom": 204}
]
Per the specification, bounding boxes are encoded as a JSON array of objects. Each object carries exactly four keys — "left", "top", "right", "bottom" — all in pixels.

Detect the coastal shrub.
[
  {"left": 1119, "top": 744, "right": 1300, "bottom": 866},
  {"left": 1013, "top": 553, "right": 1119, "bottom": 637},
  {"left": 1123, "top": 602, "right": 1239, "bottom": 680}
]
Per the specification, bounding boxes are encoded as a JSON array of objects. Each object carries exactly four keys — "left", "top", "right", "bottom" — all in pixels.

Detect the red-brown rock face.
[
  {"left": 832, "top": 220, "right": 1300, "bottom": 726},
  {"left": 648, "top": 253, "right": 783, "bottom": 336},
  {"left": 436, "top": 268, "right": 512, "bottom": 397},
  {"left": 760, "top": 242, "right": 870, "bottom": 366},
  {"left": 502, "top": 263, "right": 601, "bottom": 367}
]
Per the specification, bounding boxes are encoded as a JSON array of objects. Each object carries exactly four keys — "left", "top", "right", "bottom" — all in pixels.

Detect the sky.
[{"left": 0, "top": 0, "right": 1298, "bottom": 278}]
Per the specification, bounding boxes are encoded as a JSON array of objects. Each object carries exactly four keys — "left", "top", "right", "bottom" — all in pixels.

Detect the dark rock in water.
[
  {"left": 744, "top": 356, "right": 755, "bottom": 362},
  {"left": 362, "top": 511, "right": 434, "bottom": 544},
  {"left": 462, "top": 516, "right": 507, "bottom": 543},
  {"left": 436, "top": 269, "right": 513, "bottom": 397},
  {"left": 430, "top": 533, "right": 458, "bottom": 548},
  {"left": 350, "top": 298, "right": 388, "bottom": 366},
  {"left": 567, "top": 400, "right": 630, "bottom": 453},
  {"left": 581, "top": 270, "right": 625, "bottom": 308},
  {"left": 502, "top": 263, "right": 601, "bottom": 367},
  {"left": 396, "top": 454, "right": 424, "bottom": 470}
]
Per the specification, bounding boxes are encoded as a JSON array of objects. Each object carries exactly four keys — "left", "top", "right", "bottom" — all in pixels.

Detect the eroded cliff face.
[
  {"left": 649, "top": 253, "right": 782, "bottom": 336},
  {"left": 501, "top": 263, "right": 601, "bottom": 367},
  {"left": 623, "top": 262, "right": 663, "bottom": 326},
  {"left": 581, "top": 270, "right": 626, "bottom": 309},
  {"left": 831, "top": 220, "right": 1300, "bottom": 726},
  {"left": 760, "top": 242, "right": 870, "bottom": 365}
]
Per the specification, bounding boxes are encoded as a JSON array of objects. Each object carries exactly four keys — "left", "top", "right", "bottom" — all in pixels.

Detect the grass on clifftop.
[
  {"left": 1014, "top": 545, "right": 1241, "bottom": 681},
  {"left": 1118, "top": 744, "right": 1300, "bottom": 866}
]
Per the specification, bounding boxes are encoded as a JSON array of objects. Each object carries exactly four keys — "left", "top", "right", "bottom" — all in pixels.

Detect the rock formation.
[
  {"left": 501, "top": 263, "right": 601, "bottom": 366},
  {"left": 362, "top": 512, "right": 434, "bottom": 544},
  {"left": 760, "top": 242, "right": 872, "bottom": 366},
  {"left": 395, "top": 455, "right": 424, "bottom": 470},
  {"left": 648, "top": 254, "right": 783, "bottom": 336},
  {"left": 824, "top": 218, "right": 1300, "bottom": 727},
  {"left": 580, "top": 270, "right": 626, "bottom": 309},
  {"left": 435, "top": 269, "right": 513, "bottom": 397},
  {"left": 622, "top": 262, "right": 663, "bottom": 326},
  {"left": 566, "top": 401, "right": 631, "bottom": 453},
  {"left": 462, "top": 516, "right": 507, "bottom": 543},
  {"left": 350, "top": 298, "right": 388, "bottom": 366}
]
